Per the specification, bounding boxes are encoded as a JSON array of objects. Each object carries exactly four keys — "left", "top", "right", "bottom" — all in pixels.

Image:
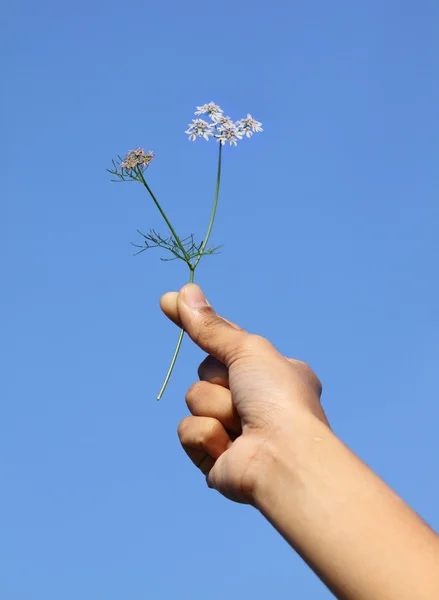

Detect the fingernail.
[{"left": 184, "top": 284, "right": 210, "bottom": 309}]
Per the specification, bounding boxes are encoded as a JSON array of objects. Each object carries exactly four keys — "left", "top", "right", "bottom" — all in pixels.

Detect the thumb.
[{"left": 161, "top": 284, "right": 248, "bottom": 367}]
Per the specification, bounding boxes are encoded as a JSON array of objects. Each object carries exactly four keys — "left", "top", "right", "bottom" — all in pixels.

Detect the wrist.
[{"left": 250, "top": 409, "right": 331, "bottom": 510}]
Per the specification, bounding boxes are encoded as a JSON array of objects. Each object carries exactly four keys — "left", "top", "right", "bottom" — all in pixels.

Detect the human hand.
[
  {"left": 161, "top": 284, "right": 439, "bottom": 600},
  {"left": 160, "top": 283, "right": 329, "bottom": 505}
]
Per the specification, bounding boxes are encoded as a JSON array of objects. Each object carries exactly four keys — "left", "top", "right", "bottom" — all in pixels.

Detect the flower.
[
  {"left": 185, "top": 118, "right": 214, "bottom": 141},
  {"left": 212, "top": 115, "right": 235, "bottom": 128},
  {"left": 185, "top": 105, "right": 263, "bottom": 145},
  {"left": 120, "top": 148, "right": 155, "bottom": 170},
  {"left": 215, "top": 122, "right": 244, "bottom": 147},
  {"left": 236, "top": 114, "right": 263, "bottom": 138},
  {"left": 195, "top": 102, "right": 224, "bottom": 120}
]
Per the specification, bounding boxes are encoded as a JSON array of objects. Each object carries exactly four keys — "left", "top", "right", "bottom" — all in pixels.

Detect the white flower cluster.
[{"left": 185, "top": 102, "right": 263, "bottom": 146}]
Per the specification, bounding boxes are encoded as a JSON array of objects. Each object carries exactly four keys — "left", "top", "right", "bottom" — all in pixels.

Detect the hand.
[
  {"left": 161, "top": 284, "right": 439, "bottom": 600},
  {"left": 160, "top": 283, "right": 329, "bottom": 505}
]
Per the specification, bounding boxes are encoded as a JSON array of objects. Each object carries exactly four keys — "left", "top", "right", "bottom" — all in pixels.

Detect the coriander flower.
[
  {"left": 212, "top": 115, "right": 235, "bottom": 128},
  {"left": 195, "top": 102, "right": 224, "bottom": 120},
  {"left": 120, "top": 148, "right": 155, "bottom": 171},
  {"left": 237, "top": 114, "right": 263, "bottom": 138},
  {"left": 185, "top": 118, "right": 214, "bottom": 142},
  {"left": 215, "top": 123, "right": 244, "bottom": 147},
  {"left": 185, "top": 104, "right": 263, "bottom": 145}
]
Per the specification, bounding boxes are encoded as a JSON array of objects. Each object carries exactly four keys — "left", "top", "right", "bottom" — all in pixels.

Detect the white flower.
[
  {"left": 215, "top": 123, "right": 243, "bottom": 147},
  {"left": 185, "top": 118, "right": 214, "bottom": 142},
  {"left": 195, "top": 102, "right": 224, "bottom": 120},
  {"left": 186, "top": 106, "right": 263, "bottom": 145},
  {"left": 237, "top": 114, "right": 263, "bottom": 138},
  {"left": 212, "top": 115, "right": 235, "bottom": 127}
]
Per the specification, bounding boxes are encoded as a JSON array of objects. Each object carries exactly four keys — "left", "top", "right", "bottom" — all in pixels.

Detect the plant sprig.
[{"left": 108, "top": 102, "right": 262, "bottom": 399}]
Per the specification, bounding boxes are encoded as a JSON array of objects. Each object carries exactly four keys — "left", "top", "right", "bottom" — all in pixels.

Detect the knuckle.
[
  {"left": 225, "top": 333, "right": 273, "bottom": 366},
  {"left": 314, "top": 375, "right": 323, "bottom": 396},
  {"left": 193, "top": 420, "right": 217, "bottom": 447},
  {"left": 193, "top": 312, "right": 225, "bottom": 351},
  {"left": 185, "top": 381, "right": 205, "bottom": 411},
  {"left": 197, "top": 311, "right": 222, "bottom": 336},
  {"left": 177, "top": 417, "right": 192, "bottom": 442},
  {"left": 241, "top": 333, "right": 272, "bottom": 355},
  {"left": 198, "top": 355, "right": 229, "bottom": 386},
  {"left": 177, "top": 415, "right": 220, "bottom": 448},
  {"left": 295, "top": 359, "right": 311, "bottom": 371},
  {"left": 197, "top": 355, "right": 223, "bottom": 380},
  {"left": 197, "top": 355, "right": 211, "bottom": 380},
  {"left": 249, "top": 333, "right": 269, "bottom": 347},
  {"left": 203, "top": 419, "right": 221, "bottom": 443},
  {"left": 290, "top": 359, "right": 323, "bottom": 396}
]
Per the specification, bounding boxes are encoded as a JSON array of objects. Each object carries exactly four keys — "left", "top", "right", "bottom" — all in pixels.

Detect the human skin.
[{"left": 160, "top": 284, "right": 439, "bottom": 600}]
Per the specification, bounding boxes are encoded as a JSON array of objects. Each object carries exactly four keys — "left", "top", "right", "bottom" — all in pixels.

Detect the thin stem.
[
  {"left": 193, "top": 143, "right": 222, "bottom": 270},
  {"left": 137, "top": 170, "right": 190, "bottom": 263},
  {"left": 156, "top": 143, "right": 222, "bottom": 399},
  {"left": 156, "top": 268, "right": 195, "bottom": 400}
]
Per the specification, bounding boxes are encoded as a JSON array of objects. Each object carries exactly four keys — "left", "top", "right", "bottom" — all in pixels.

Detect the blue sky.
[{"left": 2, "top": 1, "right": 439, "bottom": 598}]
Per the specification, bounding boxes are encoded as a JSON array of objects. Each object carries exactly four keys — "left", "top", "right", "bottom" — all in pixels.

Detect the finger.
[
  {"left": 175, "top": 284, "right": 251, "bottom": 367},
  {"left": 178, "top": 416, "right": 231, "bottom": 475},
  {"left": 186, "top": 381, "right": 241, "bottom": 434},
  {"left": 183, "top": 449, "right": 216, "bottom": 476},
  {"left": 160, "top": 291, "right": 244, "bottom": 332},
  {"left": 160, "top": 292, "right": 180, "bottom": 327},
  {"left": 198, "top": 355, "right": 229, "bottom": 388}
]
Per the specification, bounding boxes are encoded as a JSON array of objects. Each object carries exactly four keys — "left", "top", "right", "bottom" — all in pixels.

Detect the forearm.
[{"left": 254, "top": 412, "right": 439, "bottom": 600}]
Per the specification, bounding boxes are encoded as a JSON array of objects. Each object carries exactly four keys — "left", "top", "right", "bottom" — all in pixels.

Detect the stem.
[
  {"left": 193, "top": 142, "right": 222, "bottom": 270},
  {"left": 156, "top": 143, "right": 222, "bottom": 400},
  {"left": 157, "top": 268, "right": 195, "bottom": 400},
  {"left": 137, "top": 170, "right": 190, "bottom": 262}
]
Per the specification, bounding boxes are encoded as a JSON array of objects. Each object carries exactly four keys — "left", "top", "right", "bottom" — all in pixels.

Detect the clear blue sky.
[{"left": 2, "top": 1, "right": 439, "bottom": 598}]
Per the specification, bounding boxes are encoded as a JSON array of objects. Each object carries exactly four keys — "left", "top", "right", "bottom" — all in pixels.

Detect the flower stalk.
[{"left": 155, "top": 142, "right": 223, "bottom": 398}]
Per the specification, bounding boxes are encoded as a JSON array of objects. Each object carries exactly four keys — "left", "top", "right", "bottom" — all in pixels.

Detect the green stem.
[
  {"left": 157, "top": 268, "right": 195, "bottom": 400},
  {"left": 137, "top": 170, "right": 190, "bottom": 262},
  {"left": 193, "top": 142, "right": 223, "bottom": 270},
  {"left": 156, "top": 143, "right": 222, "bottom": 400}
]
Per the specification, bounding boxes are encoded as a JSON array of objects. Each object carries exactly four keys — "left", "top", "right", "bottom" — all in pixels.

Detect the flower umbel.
[
  {"left": 215, "top": 123, "right": 244, "bottom": 146},
  {"left": 195, "top": 101, "right": 224, "bottom": 119},
  {"left": 186, "top": 102, "right": 262, "bottom": 146},
  {"left": 237, "top": 114, "right": 263, "bottom": 138},
  {"left": 185, "top": 119, "right": 214, "bottom": 142},
  {"left": 120, "top": 148, "right": 155, "bottom": 171},
  {"left": 212, "top": 115, "right": 235, "bottom": 127}
]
